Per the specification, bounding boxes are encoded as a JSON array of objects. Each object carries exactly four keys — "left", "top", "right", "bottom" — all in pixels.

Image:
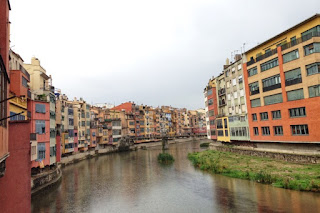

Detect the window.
[
  {"left": 50, "top": 146, "right": 56, "bottom": 157},
  {"left": 290, "top": 36, "right": 297, "bottom": 45},
  {"left": 0, "top": 60, "right": 8, "bottom": 126},
  {"left": 38, "top": 143, "right": 46, "bottom": 160},
  {"left": 129, "top": 121, "right": 135, "bottom": 125},
  {"left": 274, "top": 126, "right": 283, "bottom": 136},
  {"left": 283, "top": 49, "right": 299, "bottom": 63},
  {"left": 233, "top": 92, "right": 238, "bottom": 99},
  {"left": 252, "top": 113, "right": 257, "bottom": 121},
  {"left": 248, "top": 67, "right": 258, "bottom": 77},
  {"left": 81, "top": 121, "right": 85, "bottom": 126},
  {"left": 261, "top": 58, "right": 278, "bottom": 72},
  {"left": 287, "top": 89, "right": 304, "bottom": 101},
  {"left": 308, "top": 84, "right": 320, "bottom": 98},
  {"left": 210, "top": 130, "right": 216, "bottom": 136},
  {"left": 208, "top": 99, "right": 213, "bottom": 106},
  {"left": 68, "top": 129, "right": 74, "bottom": 137},
  {"left": 238, "top": 64, "right": 242, "bottom": 70},
  {"left": 69, "top": 119, "right": 74, "bottom": 126},
  {"left": 217, "top": 130, "right": 224, "bottom": 136},
  {"left": 262, "top": 74, "right": 281, "bottom": 92},
  {"left": 36, "top": 120, "right": 46, "bottom": 134},
  {"left": 224, "top": 118, "right": 228, "bottom": 128},
  {"left": 217, "top": 119, "right": 223, "bottom": 129},
  {"left": 209, "top": 110, "right": 214, "bottom": 117},
  {"left": 210, "top": 120, "right": 215, "bottom": 125},
  {"left": 207, "top": 89, "right": 213, "bottom": 96},
  {"left": 9, "top": 112, "right": 25, "bottom": 121},
  {"left": 253, "top": 127, "right": 259, "bottom": 135},
  {"left": 304, "top": 43, "right": 320, "bottom": 56},
  {"left": 291, "top": 125, "right": 309, "bottom": 135},
  {"left": 238, "top": 75, "right": 243, "bottom": 84},
  {"left": 50, "top": 129, "right": 55, "bottom": 138},
  {"left": 225, "top": 130, "right": 228, "bottom": 137},
  {"left": 272, "top": 110, "right": 281, "bottom": 119},
  {"left": 264, "top": 93, "right": 283, "bottom": 105},
  {"left": 251, "top": 98, "right": 261, "bottom": 108},
  {"left": 260, "top": 112, "right": 268, "bottom": 120},
  {"left": 232, "top": 78, "right": 236, "bottom": 86},
  {"left": 306, "top": 63, "right": 320, "bottom": 76},
  {"left": 249, "top": 82, "right": 259, "bottom": 95},
  {"left": 22, "top": 76, "right": 28, "bottom": 87},
  {"left": 285, "top": 68, "right": 302, "bottom": 86},
  {"left": 289, "top": 107, "right": 306, "bottom": 117},
  {"left": 261, "top": 127, "right": 270, "bottom": 135},
  {"left": 35, "top": 104, "right": 46, "bottom": 113}
]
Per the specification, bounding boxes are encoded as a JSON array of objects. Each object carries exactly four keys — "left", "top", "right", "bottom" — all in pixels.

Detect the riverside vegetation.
[
  {"left": 158, "top": 153, "right": 175, "bottom": 164},
  {"left": 188, "top": 150, "right": 320, "bottom": 192}
]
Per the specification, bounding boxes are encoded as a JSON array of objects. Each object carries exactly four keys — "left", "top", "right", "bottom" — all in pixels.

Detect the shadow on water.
[{"left": 32, "top": 141, "right": 320, "bottom": 213}]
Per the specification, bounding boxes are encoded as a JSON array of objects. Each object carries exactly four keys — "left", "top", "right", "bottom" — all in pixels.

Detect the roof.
[
  {"left": 10, "top": 49, "right": 24, "bottom": 62},
  {"left": 245, "top": 14, "right": 320, "bottom": 54}
]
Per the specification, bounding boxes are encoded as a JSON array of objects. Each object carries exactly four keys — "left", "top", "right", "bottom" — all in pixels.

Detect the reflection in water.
[{"left": 32, "top": 141, "right": 320, "bottom": 213}]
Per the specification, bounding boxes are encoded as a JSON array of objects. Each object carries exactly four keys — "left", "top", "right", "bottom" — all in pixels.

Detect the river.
[{"left": 32, "top": 140, "right": 320, "bottom": 213}]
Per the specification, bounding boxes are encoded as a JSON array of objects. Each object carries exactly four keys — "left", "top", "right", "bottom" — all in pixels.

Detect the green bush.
[
  {"left": 158, "top": 153, "right": 174, "bottom": 164},
  {"left": 200, "top": 143, "right": 210, "bottom": 148}
]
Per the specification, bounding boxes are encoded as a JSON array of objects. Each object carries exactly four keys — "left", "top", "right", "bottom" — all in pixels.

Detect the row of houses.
[
  {"left": 9, "top": 54, "right": 207, "bottom": 171},
  {"left": 3, "top": 54, "right": 208, "bottom": 173},
  {"left": 204, "top": 14, "right": 320, "bottom": 146}
]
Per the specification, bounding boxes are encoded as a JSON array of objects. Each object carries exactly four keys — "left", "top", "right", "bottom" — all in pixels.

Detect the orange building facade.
[{"left": 243, "top": 14, "right": 320, "bottom": 143}]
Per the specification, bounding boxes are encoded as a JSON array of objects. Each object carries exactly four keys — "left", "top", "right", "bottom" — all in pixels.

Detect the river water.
[{"left": 32, "top": 141, "right": 320, "bottom": 213}]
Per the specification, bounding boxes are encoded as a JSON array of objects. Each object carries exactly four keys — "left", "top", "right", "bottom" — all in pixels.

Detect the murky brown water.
[{"left": 32, "top": 141, "right": 320, "bottom": 213}]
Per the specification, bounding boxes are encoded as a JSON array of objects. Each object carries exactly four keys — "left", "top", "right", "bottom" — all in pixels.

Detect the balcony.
[
  {"left": 218, "top": 88, "right": 226, "bottom": 96},
  {"left": 285, "top": 78, "right": 302, "bottom": 86},
  {"left": 247, "top": 49, "right": 278, "bottom": 66},
  {"left": 281, "top": 31, "right": 320, "bottom": 51},
  {"left": 219, "top": 100, "right": 226, "bottom": 107},
  {"left": 250, "top": 89, "right": 260, "bottom": 96},
  {"left": 263, "top": 83, "right": 281, "bottom": 92},
  {"left": 9, "top": 96, "right": 27, "bottom": 108}
]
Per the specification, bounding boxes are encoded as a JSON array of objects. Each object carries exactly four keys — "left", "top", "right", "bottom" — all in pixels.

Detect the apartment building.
[
  {"left": 8, "top": 51, "right": 30, "bottom": 121},
  {"left": 224, "top": 56, "right": 250, "bottom": 142},
  {"left": 243, "top": 14, "right": 320, "bottom": 143},
  {"left": 204, "top": 77, "right": 218, "bottom": 140},
  {"left": 0, "top": 0, "right": 11, "bottom": 177},
  {"left": 24, "top": 57, "right": 57, "bottom": 168}
]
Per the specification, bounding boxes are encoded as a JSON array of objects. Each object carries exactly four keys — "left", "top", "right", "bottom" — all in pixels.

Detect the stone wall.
[
  {"left": 210, "top": 145, "right": 320, "bottom": 164},
  {"left": 31, "top": 165, "right": 62, "bottom": 195}
]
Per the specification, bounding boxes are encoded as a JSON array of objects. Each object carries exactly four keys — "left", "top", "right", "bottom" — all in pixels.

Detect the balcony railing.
[
  {"left": 263, "top": 83, "right": 281, "bottom": 92},
  {"left": 250, "top": 89, "right": 260, "bottom": 96},
  {"left": 19, "top": 65, "right": 30, "bottom": 81},
  {"left": 218, "top": 88, "right": 226, "bottom": 96},
  {"left": 281, "top": 31, "right": 320, "bottom": 51},
  {"left": 285, "top": 78, "right": 302, "bottom": 86}
]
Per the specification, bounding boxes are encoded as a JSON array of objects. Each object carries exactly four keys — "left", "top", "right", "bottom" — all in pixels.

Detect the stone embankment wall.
[
  {"left": 210, "top": 145, "right": 320, "bottom": 164},
  {"left": 31, "top": 165, "right": 62, "bottom": 195}
]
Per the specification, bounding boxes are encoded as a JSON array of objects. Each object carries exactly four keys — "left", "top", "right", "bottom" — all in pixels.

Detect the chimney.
[{"left": 223, "top": 58, "right": 230, "bottom": 69}]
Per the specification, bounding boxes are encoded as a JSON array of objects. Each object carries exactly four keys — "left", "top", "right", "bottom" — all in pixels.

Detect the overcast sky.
[{"left": 9, "top": 0, "right": 320, "bottom": 109}]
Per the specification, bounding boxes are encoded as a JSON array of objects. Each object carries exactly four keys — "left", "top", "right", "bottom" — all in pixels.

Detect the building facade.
[{"left": 243, "top": 14, "right": 320, "bottom": 143}]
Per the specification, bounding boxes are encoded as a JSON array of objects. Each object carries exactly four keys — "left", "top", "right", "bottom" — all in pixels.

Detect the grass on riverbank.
[
  {"left": 188, "top": 150, "right": 320, "bottom": 192},
  {"left": 158, "top": 153, "right": 175, "bottom": 164}
]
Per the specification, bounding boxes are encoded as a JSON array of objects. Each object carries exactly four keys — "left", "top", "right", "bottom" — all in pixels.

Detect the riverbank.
[
  {"left": 31, "top": 165, "right": 62, "bottom": 195},
  {"left": 188, "top": 149, "right": 320, "bottom": 192}
]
